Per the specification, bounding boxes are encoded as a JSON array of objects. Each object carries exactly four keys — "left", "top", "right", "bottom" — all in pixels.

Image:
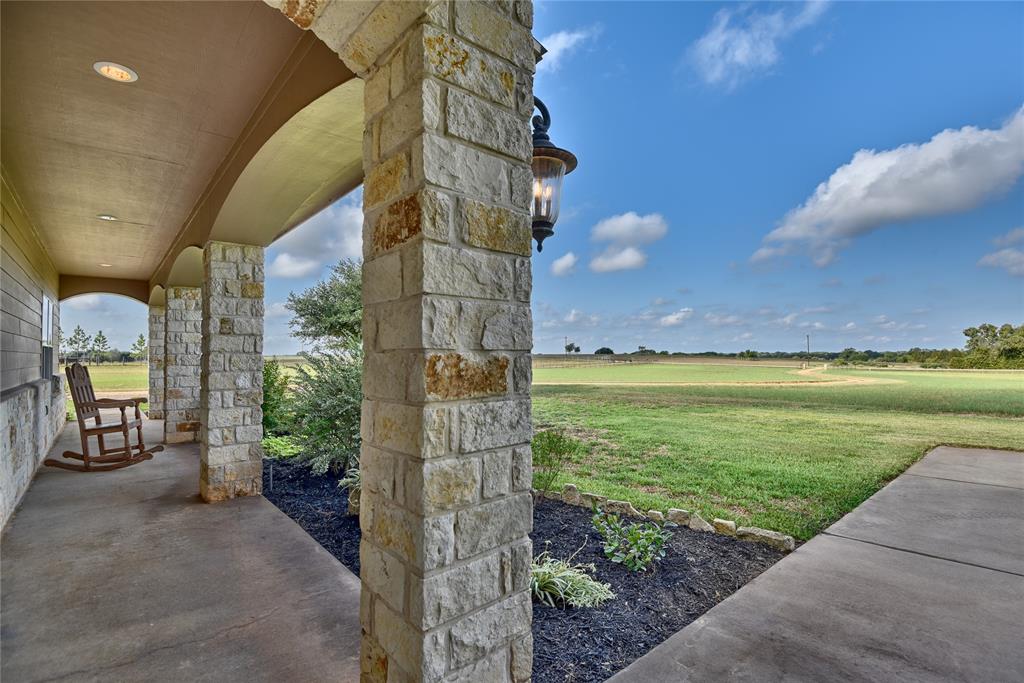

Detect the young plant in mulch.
[
  {"left": 592, "top": 510, "right": 673, "bottom": 572},
  {"left": 531, "top": 551, "right": 615, "bottom": 608},
  {"left": 338, "top": 467, "right": 361, "bottom": 516},
  {"left": 532, "top": 429, "right": 584, "bottom": 500}
]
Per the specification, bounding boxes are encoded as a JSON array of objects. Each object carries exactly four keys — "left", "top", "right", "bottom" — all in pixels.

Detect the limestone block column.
[
  {"left": 164, "top": 287, "right": 202, "bottom": 443},
  {"left": 352, "top": 4, "right": 537, "bottom": 682},
  {"left": 199, "top": 241, "right": 265, "bottom": 502},
  {"left": 147, "top": 304, "right": 166, "bottom": 419}
]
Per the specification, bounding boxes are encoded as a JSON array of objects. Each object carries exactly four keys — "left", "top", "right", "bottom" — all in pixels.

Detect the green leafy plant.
[
  {"left": 338, "top": 467, "right": 361, "bottom": 493},
  {"left": 289, "top": 343, "right": 363, "bottom": 475},
  {"left": 532, "top": 429, "right": 583, "bottom": 499},
  {"left": 592, "top": 510, "right": 672, "bottom": 572},
  {"left": 262, "top": 434, "right": 302, "bottom": 459},
  {"left": 530, "top": 551, "right": 615, "bottom": 608},
  {"left": 261, "top": 358, "right": 291, "bottom": 436}
]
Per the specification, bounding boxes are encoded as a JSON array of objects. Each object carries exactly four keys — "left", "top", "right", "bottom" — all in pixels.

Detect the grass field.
[
  {"left": 70, "top": 361, "right": 1023, "bottom": 541},
  {"left": 534, "top": 362, "right": 828, "bottom": 384},
  {"left": 534, "top": 366, "right": 1023, "bottom": 540}
]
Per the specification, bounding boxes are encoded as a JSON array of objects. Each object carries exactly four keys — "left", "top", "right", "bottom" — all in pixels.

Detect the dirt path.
[{"left": 534, "top": 365, "right": 898, "bottom": 388}]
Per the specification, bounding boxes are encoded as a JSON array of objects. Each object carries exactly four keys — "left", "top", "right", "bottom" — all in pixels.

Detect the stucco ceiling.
[{"left": 1, "top": 0, "right": 362, "bottom": 288}]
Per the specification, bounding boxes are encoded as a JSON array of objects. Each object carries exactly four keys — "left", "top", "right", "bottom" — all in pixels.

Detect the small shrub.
[
  {"left": 531, "top": 551, "right": 615, "bottom": 608},
  {"left": 262, "top": 434, "right": 302, "bottom": 459},
  {"left": 289, "top": 344, "right": 363, "bottom": 475},
  {"left": 592, "top": 510, "right": 672, "bottom": 572},
  {"left": 532, "top": 429, "right": 583, "bottom": 499},
  {"left": 262, "top": 359, "right": 291, "bottom": 435}
]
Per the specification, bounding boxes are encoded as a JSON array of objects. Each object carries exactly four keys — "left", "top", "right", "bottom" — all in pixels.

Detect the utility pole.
[{"left": 806, "top": 334, "right": 811, "bottom": 355}]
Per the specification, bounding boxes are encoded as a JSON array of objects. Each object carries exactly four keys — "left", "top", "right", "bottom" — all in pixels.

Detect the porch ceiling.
[{"left": 0, "top": 0, "right": 361, "bottom": 289}]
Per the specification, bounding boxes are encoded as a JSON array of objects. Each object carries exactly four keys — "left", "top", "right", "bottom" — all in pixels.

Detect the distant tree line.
[
  {"left": 60, "top": 325, "right": 147, "bottom": 364},
  {"left": 584, "top": 323, "right": 1024, "bottom": 369}
]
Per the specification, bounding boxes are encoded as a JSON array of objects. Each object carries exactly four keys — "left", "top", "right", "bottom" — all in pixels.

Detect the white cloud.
[
  {"left": 268, "top": 193, "right": 363, "bottom": 278},
  {"left": 267, "top": 302, "right": 290, "bottom": 318},
  {"left": 591, "top": 212, "right": 668, "bottom": 245},
  {"left": 564, "top": 309, "right": 583, "bottom": 324},
  {"left": 588, "top": 212, "right": 669, "bottom": 273},
  {"left": 704, "top": 312, "right": 743, "bottom": 327},
  {"left": 754, "top": 107, "right": 1024, "bottom": 266},
  {"left": 538, "top": 26, "right": 601, "bottom": 74},
  {"left": 590, "top": 246, "right": 646, "bottom": 272},
  {"left": 550, "top": 252, "right": 578, "bottom": 277},
  {"left": 772, "top": 312, "right": 799, "bottom": 327},
  {"left": 689, "top": 1, "right": 828, "bottom": 89},
  {"left": 65, "top": 294, "right": 102, "bottom": 310},
  {"left": 843, "top": 322, "right": 856, "bottom": 330},
  {"left": 659, "top": 308, "right": 694, "bottom": 327},
  {"left": 268, "top": 253, "right": 320, "bottom": 278},
  {"left": 978, "top": 248, "right": 1024, "bottom": 277},
  {"left": 993, "top": 227, "right": 1024, "bottom": 247},
  {"left": 732, "top": 332, "right": 755, "bottom": 342},
  {"left": 651, "top": 297, "right": 674, "bottom": 307}
]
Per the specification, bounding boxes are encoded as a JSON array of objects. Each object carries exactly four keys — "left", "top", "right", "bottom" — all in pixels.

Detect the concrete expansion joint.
[{"left": 821, "top": 531, "right": 1024, "bottom": 578}]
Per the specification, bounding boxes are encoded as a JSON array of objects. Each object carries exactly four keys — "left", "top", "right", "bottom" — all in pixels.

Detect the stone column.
[
  {"left": 164, "top": 287, "right": 202, "bottom": 443},
  {"left": 199, "top": 241, "right": 264, "bottom": 502},
  {"left": 354, "top": 4, "right": 536, "bottom": 682},
  {"left": 147, "top": 304, "right": 166, "bottom": 419}
]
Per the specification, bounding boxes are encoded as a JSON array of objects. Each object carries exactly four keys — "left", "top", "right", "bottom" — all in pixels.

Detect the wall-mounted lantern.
[{"left": 531, "top": 97, "right": 577, "bottom": 252}]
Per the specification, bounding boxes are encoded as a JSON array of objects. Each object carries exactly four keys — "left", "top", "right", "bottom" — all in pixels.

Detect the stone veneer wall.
[
  {"left": 147, "top": 305, "right": 166, "bottom": 419},
  {"left": 164, "top": 287, "right": 202, "bottom": 444},
  {"left": 199, "top": 241, "right": 264, "bottom": 502},
  {"left": 1, "top": 376, "right": 66, "bottom": 529}
]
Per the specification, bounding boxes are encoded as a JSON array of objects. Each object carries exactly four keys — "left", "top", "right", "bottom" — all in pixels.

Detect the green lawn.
[
  {"left": 63, "top": 363, "right": 149, "bottom": 391},
  {"left": 61, "top": 363, "right": 148, "bottom": 418},
  {"left": 533, "top": 367, "right": 1024, "bottom": 540},
  {"left": 534, "top": 362, "right": 827, "bottom": 384}
]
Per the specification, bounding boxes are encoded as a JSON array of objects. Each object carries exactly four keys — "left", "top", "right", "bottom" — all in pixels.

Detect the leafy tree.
[
  {"left": 130, "top": 333, "right": 147, "bottom": 361},
  {"left": 286, "top": 259, "right": 362, "bottom": 344},
  {"left": 262, "top": 359, "right": 290, "bottom": 436},
  {"left": 67, "top": 325, "right": 91, "bottom": 360},
  {"left": 91, "top": 331, "right": 110, "bottom": 361},
  {"left": 288, "top": 345, "right": 363, "bottom": 474},
  {"left": 594, "top": 347, "right": 615, "bottom": 355}
]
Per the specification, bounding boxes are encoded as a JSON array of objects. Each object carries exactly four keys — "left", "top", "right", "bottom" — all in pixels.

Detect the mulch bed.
[{"left": 263, "top": 461, "right": 784, "bottom": 682}]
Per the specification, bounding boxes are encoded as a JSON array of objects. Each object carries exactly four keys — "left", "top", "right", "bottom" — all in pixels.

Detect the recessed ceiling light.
[
  {"left": 96, "top": 214, "right": 118, "bottom": 221},
  {"left": 99, "top": 263, "right": 113, "bottom": 268},
  {"left": 93, "top": 61, "right": 138, "bottom": 83}
]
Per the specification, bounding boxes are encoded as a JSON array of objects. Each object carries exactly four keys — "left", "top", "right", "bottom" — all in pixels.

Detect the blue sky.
[{"left": 64, "top": 1, "right": 1024, "bottom": 355}]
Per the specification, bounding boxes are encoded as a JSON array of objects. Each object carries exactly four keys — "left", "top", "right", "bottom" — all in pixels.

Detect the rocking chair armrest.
[{"left": 82, "top": 399, "right": 137, "bottom": 409}]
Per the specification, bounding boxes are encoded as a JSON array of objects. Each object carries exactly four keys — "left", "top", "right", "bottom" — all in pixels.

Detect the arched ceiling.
[
  {"left": 166, "top": 246, "right": 205, "bottom": 289},
  {"left": 210, "top": 79, "right": 364, "bottom": 247},
  {"left": 149, "top": 285, "right": 166, "bottom": 307},
  {"left": 0, "top": 1, "right": 363, "bottom": 299}
]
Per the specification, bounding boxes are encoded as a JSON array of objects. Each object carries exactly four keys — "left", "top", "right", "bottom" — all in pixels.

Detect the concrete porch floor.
[{"left": 1, "top": 419, "right": 361, "bottom": 682}]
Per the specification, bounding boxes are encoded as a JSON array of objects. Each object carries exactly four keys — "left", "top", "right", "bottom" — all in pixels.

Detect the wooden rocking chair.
[{"left": 44, "top": 363, "right": 163, "bottom": 472}]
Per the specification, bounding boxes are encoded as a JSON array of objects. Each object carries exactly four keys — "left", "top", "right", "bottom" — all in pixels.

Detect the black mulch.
[
  {"left": 262, "top": 459, "right": 361, "bottom": 573},
  {"left": 262, "top": 460, "right": 784, "bottom": 683}
]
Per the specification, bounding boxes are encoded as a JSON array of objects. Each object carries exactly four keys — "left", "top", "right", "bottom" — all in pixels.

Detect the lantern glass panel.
[{"left": 531, "top": 155, "right": 566, "bottom": 227}]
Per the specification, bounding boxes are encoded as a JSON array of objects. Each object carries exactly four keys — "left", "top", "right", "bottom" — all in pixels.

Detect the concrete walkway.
[
  {"left": 611, "top": 446, "right": 1024, "bottom": 682},
  {"left": 1, "top": 419, "right": 362, "bottom": 682}
]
